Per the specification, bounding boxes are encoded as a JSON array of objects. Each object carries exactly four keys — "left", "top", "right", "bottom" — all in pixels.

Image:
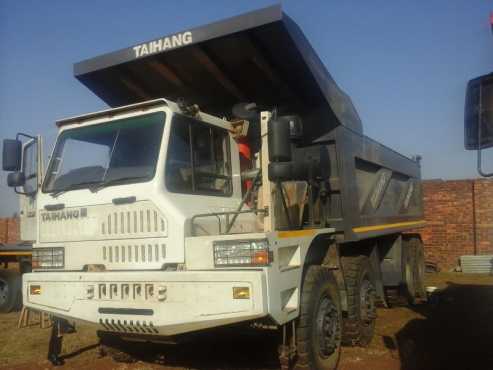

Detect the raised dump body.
[
  {"left": 74, "top": 5, "right": 362, "bottom": 138},
  {"left": 75, "top": 4, "right": 423, "bottom": 241}
]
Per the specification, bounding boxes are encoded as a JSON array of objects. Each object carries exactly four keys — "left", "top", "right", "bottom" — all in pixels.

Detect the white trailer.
[{"left": 2, "top": 5, "right": 426, "bottom": 369}]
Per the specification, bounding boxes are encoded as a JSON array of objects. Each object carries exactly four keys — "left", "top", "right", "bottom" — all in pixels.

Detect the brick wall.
[
  {"left": 0, "top": 218, "right": 19, "bottom": 244},
  {"left": 420, "top": 179, "right": 493, "bottom": 271}
]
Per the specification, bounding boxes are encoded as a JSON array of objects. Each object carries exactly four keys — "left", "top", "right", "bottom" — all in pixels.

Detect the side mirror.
[
  {"left": 2, "top": 139, "right": 22, "bottom": 171},
  {"left": 465, "top": 73, "right": 493, "bottom": 150},
  {"left": 7, "top": 172, "right": 25, "bottom": 187}
]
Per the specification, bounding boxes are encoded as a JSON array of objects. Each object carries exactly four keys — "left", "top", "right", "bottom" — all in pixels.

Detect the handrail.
[{"left": 191, "top": 208, "right": 267, "bottom": 236}]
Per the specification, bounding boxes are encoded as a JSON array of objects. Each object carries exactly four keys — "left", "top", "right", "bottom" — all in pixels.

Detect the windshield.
[{"left": 43, "top": 112, "right": 165, "bottom": 193}]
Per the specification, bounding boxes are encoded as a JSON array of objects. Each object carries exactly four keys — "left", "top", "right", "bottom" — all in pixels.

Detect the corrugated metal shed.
[{"left": 460, "top": 255, "right": 493, "bottom": 274}]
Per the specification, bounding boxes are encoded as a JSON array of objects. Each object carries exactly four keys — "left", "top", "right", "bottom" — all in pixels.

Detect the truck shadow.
[
  {"left": 111, "top": 326, "right": 281, "bottom": 369},
  {"left": 386, "top": 281, "right": 493, "bottom": 370}
]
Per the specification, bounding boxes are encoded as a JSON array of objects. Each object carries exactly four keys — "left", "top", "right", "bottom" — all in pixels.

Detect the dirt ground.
[{"left": 0, "top": 272, "right": 492, "bottom": 370}]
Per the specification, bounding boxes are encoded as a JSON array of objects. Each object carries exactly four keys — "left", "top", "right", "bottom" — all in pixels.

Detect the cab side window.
[{"left": 166, "top": 114, "right": 231, "bottom": 196}]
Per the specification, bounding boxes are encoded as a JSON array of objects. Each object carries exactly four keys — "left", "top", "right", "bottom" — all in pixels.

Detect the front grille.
[
  {"left": 102, "top": 244, "right": 166, "bottom": 264},
  {"left": 102, "top": 209, "right": 166, "bottom": 236}
]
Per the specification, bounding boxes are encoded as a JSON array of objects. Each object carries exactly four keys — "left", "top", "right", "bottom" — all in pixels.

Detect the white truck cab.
[{"left": 25, "top": 98, "right": 280, "bottom": 335}]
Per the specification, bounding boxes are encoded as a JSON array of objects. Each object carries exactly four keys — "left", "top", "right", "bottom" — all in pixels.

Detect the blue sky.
[{"left": 0, "top": 0, "right": 492, "bottom": 216}]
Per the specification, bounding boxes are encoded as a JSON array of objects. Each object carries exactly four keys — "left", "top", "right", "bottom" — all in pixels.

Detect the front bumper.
[{"left": 23, "top": 270, "right": 267, "bottom": 336}]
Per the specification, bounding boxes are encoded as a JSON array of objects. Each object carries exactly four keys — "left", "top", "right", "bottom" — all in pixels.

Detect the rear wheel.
[
  {"left": 383, "top": 235, "right": 427, "bottom": 307},
  {"left": 294, "top": 265, "right": 342, "bottom": 370},
  {"left": 341, "top": 255, "right": 377, "bottom": 347},
  {"left": 401, "top": 236, "right": 426, "bottom": 305},
  {"left": 0, "top": 270, "right": 21, "bottom": 313}
]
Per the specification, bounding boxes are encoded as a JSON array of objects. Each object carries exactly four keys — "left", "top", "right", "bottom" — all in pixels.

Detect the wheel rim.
[
  {"left": 359, "top": 278, "right": 376, "bottom": 326},
  {"left": 0, "top": 277, "right": 8, "bottom": 306},
  {"left": 316, "top": 294, "right": 341, "bottom": 358}
]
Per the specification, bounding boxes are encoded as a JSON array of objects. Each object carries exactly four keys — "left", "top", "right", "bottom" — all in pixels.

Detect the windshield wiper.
[
  {"left": 49, "top": 176, "right": 149, "bottom": 196},
  {"left": 93, "top": 175, "right": 149, "bottom": 190},
  {"left": 49, "top": 180, "right": 104, "bottom": 196}
]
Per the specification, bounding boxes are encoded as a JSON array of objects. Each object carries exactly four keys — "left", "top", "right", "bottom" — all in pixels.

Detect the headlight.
[
  {"left": 32, "top": 247, "right": 64, "bottom": 269},
  {"left": 213, "top": 239, "right": 271, "bottom": 267}
]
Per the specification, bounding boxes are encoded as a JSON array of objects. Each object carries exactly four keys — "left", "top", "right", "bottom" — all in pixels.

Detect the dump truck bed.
[{"left": 74, "top": 4, "right": 362, "bottom": 141}]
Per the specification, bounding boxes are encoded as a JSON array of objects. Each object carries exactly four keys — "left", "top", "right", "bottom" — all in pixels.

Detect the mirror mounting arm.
[
  {"left": 477, "top": 147, "right": 493, "bottom": 177},
  {"left": 16, "top": 133, "right": 36, "bottom": 141}
]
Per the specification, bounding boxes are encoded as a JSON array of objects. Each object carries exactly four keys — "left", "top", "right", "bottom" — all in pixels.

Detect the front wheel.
[
  {"left": 0, "top": 270, "right": 22, "bottom": 313},
  {"left": 294, "top": 266, "right": 342, "bottom": 370}
]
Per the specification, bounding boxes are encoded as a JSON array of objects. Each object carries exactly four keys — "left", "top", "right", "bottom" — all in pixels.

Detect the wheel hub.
[{"left": 316, "top": 295, "right": 341, "bottom": 358}]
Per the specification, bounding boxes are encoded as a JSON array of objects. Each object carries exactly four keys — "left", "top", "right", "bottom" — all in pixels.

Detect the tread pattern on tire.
[
  {"left": 402, "top": 236, "right": 417, "bottom": 304},
  {"left": 407, "top": 236, "right": 426, "bottom": 299},
  {"left": 340, "top": 255, "right": 376, "bottom": 347},
  {"left": 294, "top": 265, "right": 341, "bottom": 370}
]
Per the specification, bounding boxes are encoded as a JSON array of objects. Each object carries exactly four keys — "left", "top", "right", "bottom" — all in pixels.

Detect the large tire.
[
  {"left": 340, "top": 255, "right": 377, "bottom": 347},
  {"left": 294, "top": 266, "right": 342, "bottom": 370},
  {"left": 402, "top": 236, "right": 426, "bottom": 304},
  {"left": 0, "top": 270, "right": 22, "bottom": 313}
]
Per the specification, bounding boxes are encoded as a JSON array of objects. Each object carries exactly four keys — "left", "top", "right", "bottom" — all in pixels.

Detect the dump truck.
[{"left": 2, "top": 5, "right": 425, "bottom": 369}]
